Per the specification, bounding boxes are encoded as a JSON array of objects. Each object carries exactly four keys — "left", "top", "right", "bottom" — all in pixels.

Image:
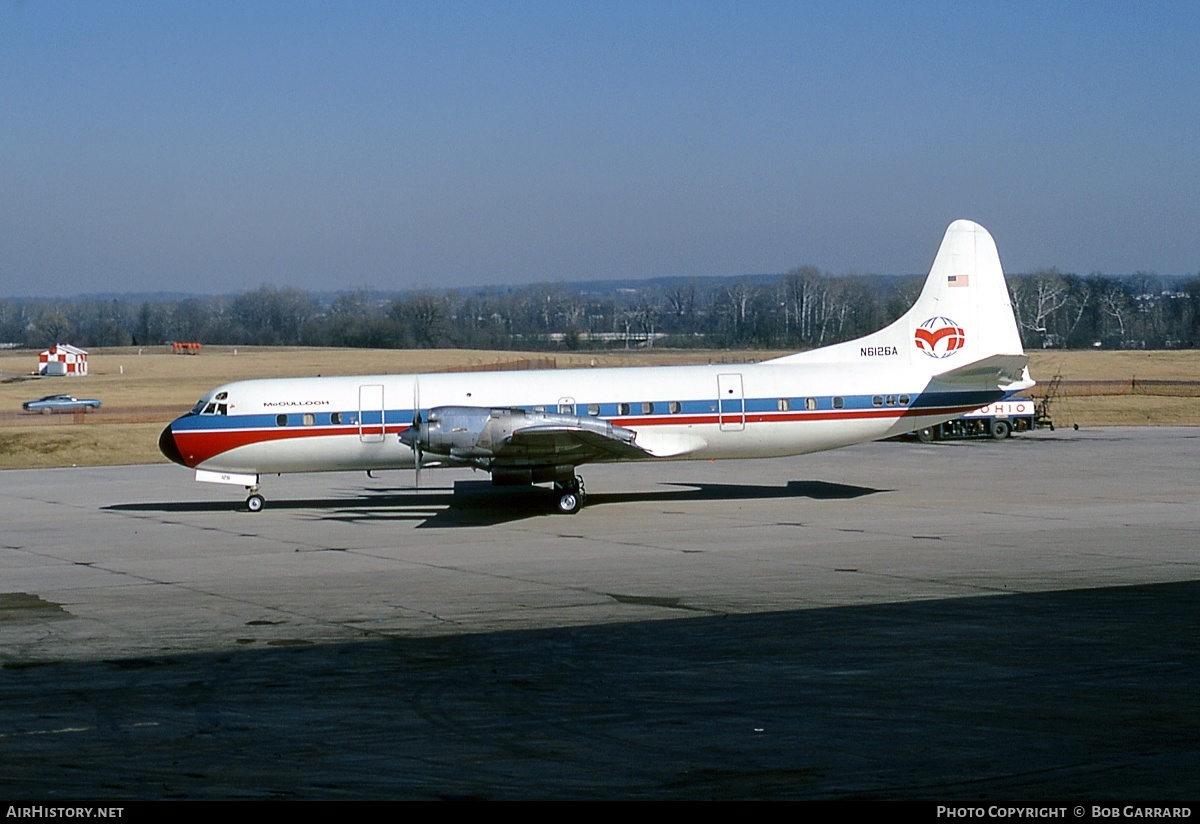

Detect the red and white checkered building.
[{"left": 38, "top": 343, "right": 88, "bottom": 376}]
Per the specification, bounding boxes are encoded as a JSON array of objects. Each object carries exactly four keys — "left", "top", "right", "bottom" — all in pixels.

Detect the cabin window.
[
  {"left": 558, "top": 403, "right": 573, "bottom": 414},
  {"left": 276, "top": 414, "right": 288, "bottom": 426},
  {"left": 777, "top": 398, "right": 790, "bottom": 412},
  {"left": 587, "top": 403, "right": 600, "bottom": 416},
  {"left": 641, "top": 402, "right": 654, "bottom": 415},
  {"left": 899, "top": 395, "right": 910, "bottom": 406},
  {"left": 534, "top": 405, "right": 545, "bottom": 413},
  {"left": 331, "top": 412, "right": 342, "bottom": 425},
  {"left": 872, "top": 396, "right": 883, "bottom": 407},
  {"left": 805, "top": 397, "right": 817, "bottom": 411},
  {"left": 886, "top": 395, "right": 897, "bottom": 406},
  {"left": 618, "top": 403, "right": 630, "bottom": 416},
  {"left": 669, "top": 401, "right": 682, "bottom": 414},
  {"left": 303, "top": 413, "right": 315, "bottom": 426},
  {"left": 833, "top": 396, "right": 844, "bottom": 409}
]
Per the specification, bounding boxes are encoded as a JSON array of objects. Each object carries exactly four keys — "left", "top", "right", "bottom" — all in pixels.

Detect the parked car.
[{"left": 22, "top": 394, "right": 102, "bottom": 413}]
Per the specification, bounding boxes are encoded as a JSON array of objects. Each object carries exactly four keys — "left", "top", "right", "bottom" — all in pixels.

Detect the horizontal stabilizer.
[{"left": 930, "top": 354, "right": 1033, "bottom": 391}]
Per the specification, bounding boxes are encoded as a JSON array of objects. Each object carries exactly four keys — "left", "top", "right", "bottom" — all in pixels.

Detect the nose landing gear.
[{"left": 245, "top": 480, "right": 265, "bottom": 513}]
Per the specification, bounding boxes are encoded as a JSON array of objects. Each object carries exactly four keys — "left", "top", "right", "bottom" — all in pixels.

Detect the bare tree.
[{"left": 1010, "top": 269, "right": 1071, "bottom": 347}]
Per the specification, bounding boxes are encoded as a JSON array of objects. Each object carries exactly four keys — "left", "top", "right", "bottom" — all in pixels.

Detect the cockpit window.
[{"left": 193, "top": 397, "right": 229, "bottom": 416}]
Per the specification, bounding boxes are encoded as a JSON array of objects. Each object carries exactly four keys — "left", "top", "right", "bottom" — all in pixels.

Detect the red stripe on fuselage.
[
  {"left": 175, "top": 406, "right": 976, "bottom": 467},
  {"left": 173, "top": 424, "right": 409, "bottom": 467}
]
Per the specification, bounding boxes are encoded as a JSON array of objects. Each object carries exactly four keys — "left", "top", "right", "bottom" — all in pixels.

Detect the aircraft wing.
[
  {"left": 407, "top": 406, "right": 658, "bottom": 468},
  {"left": 499, "top": 422, "right": 652, "bottom": 463}
]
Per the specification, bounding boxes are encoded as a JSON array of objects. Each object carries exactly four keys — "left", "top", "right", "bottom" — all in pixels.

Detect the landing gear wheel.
[
  {"left": 916, "top": 427, "right": 935, "bottom": 444},
  {"left": 552, "top": 473, "right": 585, "bottom": 514},
  {"left": 246, "top": 493, "right": 265, "bottom": 513},
  {"left": 557, "top": 491, "right": 582, "bottom": 515},
  {"left": 991, "top": 420, "right": 1011, "bottom": 440}
]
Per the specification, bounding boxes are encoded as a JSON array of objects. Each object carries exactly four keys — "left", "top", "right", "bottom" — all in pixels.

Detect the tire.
[
  {"left": 247, "top": 494, "right": 265, "bottom": 513},
  {"left": 557, "top": 492, "right": 582, "bottom": 515},
  {"left": 991, "top": 420, "right": 1010, "bottom": 440},
  {"left": 916, "top": 427, "right": 935, "bottom": 444}
]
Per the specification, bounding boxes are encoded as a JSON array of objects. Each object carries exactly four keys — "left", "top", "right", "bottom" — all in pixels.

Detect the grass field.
[{"left": 1, "top": 346, "right": 1197, "bottom": 469}]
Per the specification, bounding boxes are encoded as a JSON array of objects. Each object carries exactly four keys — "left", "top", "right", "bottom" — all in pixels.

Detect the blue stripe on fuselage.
[{"left": 170, "top": 388, "right": 1005, "bottom": 432}]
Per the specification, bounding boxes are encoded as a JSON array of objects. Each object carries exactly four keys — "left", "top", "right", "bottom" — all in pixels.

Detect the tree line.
[{"left": 1, "top": 269, "right": 1195, "bottom": 353}]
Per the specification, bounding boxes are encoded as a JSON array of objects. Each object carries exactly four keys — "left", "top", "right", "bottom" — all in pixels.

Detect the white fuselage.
[{"left": 166, "top": 360, "right": 1000, "bottom": 476}]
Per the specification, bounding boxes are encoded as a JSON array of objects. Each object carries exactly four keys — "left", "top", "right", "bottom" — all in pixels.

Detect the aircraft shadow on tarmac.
[
  {"left": 2, "top": 580, "right": 1196, "bottom": 799},
  {"left": 105, "top": 479, "right": 887, "bottom": 528}
]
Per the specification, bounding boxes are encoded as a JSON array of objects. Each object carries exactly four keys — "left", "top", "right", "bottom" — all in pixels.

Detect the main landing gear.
[{"left": 553, "top": 475, "right": 586, "bottom": 515}]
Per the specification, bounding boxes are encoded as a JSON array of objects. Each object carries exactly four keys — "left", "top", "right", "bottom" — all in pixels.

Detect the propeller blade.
[{"left": 412, "top": 378, "right": 422, "bottom": 491}]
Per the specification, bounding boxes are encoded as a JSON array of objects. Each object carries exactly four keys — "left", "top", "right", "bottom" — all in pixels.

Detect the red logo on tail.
[{"left": 914, "top": 317, "right": 965, "bottom": 358}]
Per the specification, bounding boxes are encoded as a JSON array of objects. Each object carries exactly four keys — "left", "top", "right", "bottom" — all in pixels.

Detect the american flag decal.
[{"left": 948, "top": 273, "right": 970, "bottom": 287}]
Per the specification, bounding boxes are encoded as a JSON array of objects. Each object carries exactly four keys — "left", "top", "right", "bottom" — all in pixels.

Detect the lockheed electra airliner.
[{"left": 159, "top": 220, "right": 1034, "bottom": 514}]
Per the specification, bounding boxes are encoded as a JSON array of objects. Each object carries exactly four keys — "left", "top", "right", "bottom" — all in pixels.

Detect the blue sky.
[{"left": 2, "top": 1, "right": 1197, "bottom": 297}]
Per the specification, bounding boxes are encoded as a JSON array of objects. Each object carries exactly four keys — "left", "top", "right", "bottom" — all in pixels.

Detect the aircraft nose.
[{"left": 158, "top": 424, "right": 186, "bottom": 466}]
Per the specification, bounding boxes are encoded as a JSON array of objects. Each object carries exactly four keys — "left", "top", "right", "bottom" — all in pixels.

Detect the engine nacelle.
[
  {"left": 405, "top": 406, "right": 498, "bottom": 458},
  {"left": 400, "top": 406, "right": 571, "bottom": 459}
]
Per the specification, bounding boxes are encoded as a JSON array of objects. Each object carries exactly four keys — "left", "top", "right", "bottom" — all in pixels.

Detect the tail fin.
[{"left": 768, "top": 220, "right": 1028, "bottom": 384}]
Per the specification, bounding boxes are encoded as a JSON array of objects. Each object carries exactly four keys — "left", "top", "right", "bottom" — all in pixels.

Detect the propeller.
[
  {"left": 411, "top": 412, "right": 424, "bottom": 490},
  {"left": 411, "top": 378, "right": 422, "bottom": 491}
]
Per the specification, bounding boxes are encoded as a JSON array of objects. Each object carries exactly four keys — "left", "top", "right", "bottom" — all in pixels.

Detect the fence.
[{"left": 1058, "top": 379, "right": 1200, "bottom": 398}]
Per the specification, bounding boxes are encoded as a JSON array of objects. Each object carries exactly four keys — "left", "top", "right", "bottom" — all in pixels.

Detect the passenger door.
[
  {"left": 358, "top": 384, "right": 385, "bottom": 443},
  {"left": 717, "top": 373, "right": 744, "bottom": 431}
]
